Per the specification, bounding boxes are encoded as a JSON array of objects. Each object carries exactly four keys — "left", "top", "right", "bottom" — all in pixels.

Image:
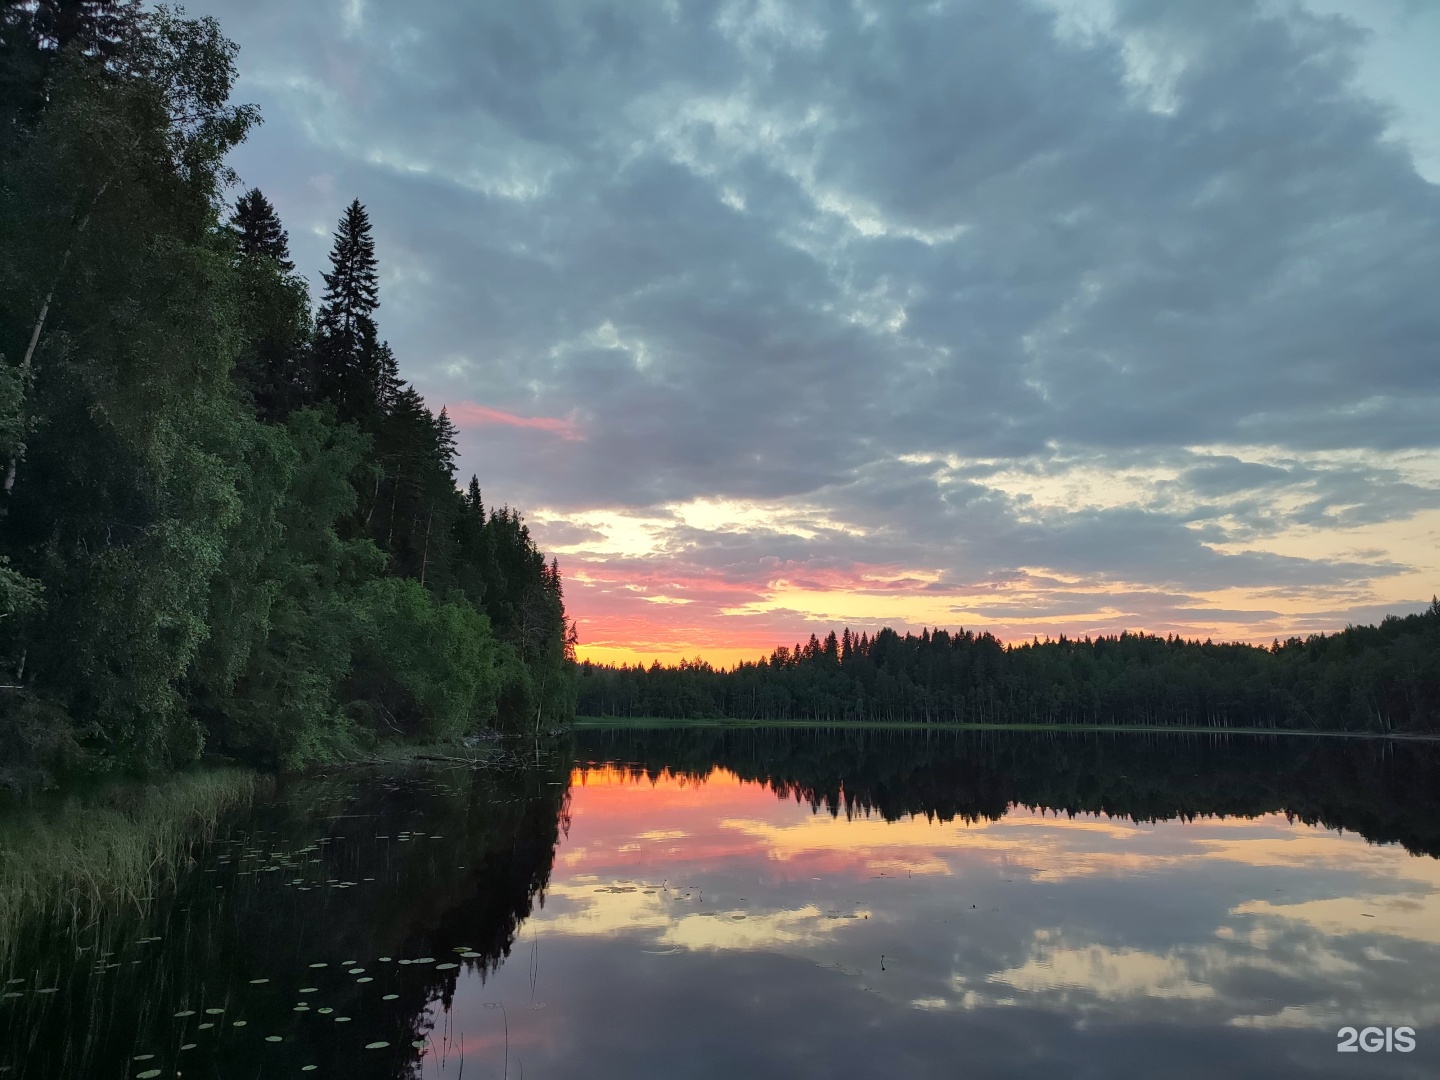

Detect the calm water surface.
[{"left": 3, "top": 728, "right": 1439, "bottom": 1079}]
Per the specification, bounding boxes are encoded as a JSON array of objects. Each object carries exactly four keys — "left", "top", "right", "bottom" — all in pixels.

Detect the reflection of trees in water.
[
  {"left": 577, "top": 727, "right": 1440, "bottom": 859},
  {"left": 0, "top": 754, "right": 572, "bottom": 1080}
]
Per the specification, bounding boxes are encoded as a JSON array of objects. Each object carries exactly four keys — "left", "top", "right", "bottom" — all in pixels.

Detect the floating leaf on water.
[
  {"left": 397, "top": 960, "right": 411, "bottom": 966},
  {"left": 248, "top": 978, "right": 269, "bottom": 985},
  {"left": 301, "top": 1068, "right": 317, "bottom": 1073},
  {"left": 347, "top": 968, "right": 364, "bottom": 975},
  {"left": 205, "top": 1008, "right": 225, "bottom": 1015},
  {"left": 460, "top": 952, "right": 482, "bottom": 959},
  {"left": 180, "top": 1043, "right": 196, "bottom": 1051},
  {"left": 299, "top": 988, "right": 317, "bottom": 994},
  {"left": 266, "top": 1035, "right": 282, "bottom": 1042},
  {"left": 434, "top": 963, "right": 458, "bottom": 971},
  {"left": 334, "top": 1016, "right": 351, "bottom": 1023},
  {"left": 2, "top": 993, "right": 23, "bottom": 1000},
  {"left": 415, "top": 957, "right": 435, "bottom": 964},
  {"left": 377, "top": 957, "right": 392, "bottom": 962},
  {"left": 365, "top": 1041, "right": 390, "bottom": 1050},
  {"left": 36, "top": 988, "right": 57, "bottom": 994},
  {"left": 232, "top": 1020, "right": 247, "bottom": 1027},
  {"left": 412, "top": 1041, "right": 427, "bottom": 1048},
  {"left": 198, "top": 1023, "right": 214, "bottom": 1030},
  {"left": 132, "top": 1054, "right": 155, "bottom": 1061},
  {"left": 293, "top": 1005, "right": 310, "bottom": 1012},
  {"left": 136, "top": 1071, "right": 161, "bottom": 1079},
  {"left": 382, "top": 994, "right": 398, "bottom": 1001},
  {"left": 309, "top": 963, "right": 328, "bottom": 969},
  {"left": 356, "top": 977, "right": 373, "bottom": 983},
  {"left": 318, "top": 1008, "right": 333, "bottom": 1015}
]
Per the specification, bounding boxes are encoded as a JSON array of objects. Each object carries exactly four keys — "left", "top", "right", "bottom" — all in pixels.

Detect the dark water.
[{"left": 3, "top": 728, "right": 1440, "bottom": 1079}]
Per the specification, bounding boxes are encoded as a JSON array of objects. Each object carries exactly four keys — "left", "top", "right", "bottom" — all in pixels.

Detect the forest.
[
  {"left": 0, "top": 2, "right": 575, "bottom": 785},
  {"left": 577, "top": 603, "right": 1440, "bottom": 733}
]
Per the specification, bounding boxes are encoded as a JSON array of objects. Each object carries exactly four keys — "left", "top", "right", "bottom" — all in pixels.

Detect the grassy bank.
[
  {"left": 575, "top": 716, "right": 1440, "bottom": 740},
  {"left": 0, "top": 769, "right": 260, "bottom": 953}
]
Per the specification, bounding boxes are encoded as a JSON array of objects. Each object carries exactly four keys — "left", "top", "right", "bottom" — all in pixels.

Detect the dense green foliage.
[
  {"left": 578, "top": 603, "right": 1440, "bottom": 733},
  {"left": 0, "top": 2, "right": 573, "bottom": 778}
]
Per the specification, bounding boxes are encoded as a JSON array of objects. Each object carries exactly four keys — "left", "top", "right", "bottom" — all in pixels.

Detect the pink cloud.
[{"left": 446, "top": 402, "right": 583, "bottom": 440}]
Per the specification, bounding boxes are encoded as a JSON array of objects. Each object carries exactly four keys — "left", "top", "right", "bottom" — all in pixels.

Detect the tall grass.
[{"left": 0, "top": 769, "right": 259, "bottom": 953}]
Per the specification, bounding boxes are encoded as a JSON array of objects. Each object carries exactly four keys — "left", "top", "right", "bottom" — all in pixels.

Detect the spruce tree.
[
  {"left": 313, "top": 198, "right": 382, "bottom": 428},
  {"left": 230, "top": 188, "right": 293, "bottom": 271},
  {"left": 228, "top": 188, "right": 309, "bottom": 420}
]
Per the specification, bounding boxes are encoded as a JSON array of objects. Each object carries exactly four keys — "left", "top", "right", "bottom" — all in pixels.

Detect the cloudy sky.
[{"left": 191, "top": 0, "right": 1440, "bottom": 666}]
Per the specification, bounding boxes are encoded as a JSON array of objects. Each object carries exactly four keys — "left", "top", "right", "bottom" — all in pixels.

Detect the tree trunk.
[{"left": 418, "top": 506, "right": 434, "bottom": 586}]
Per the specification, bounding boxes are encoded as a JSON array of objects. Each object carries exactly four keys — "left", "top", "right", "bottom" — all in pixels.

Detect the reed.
[{"left": 0, "top": 768, "right": 259, "bottom": 953}]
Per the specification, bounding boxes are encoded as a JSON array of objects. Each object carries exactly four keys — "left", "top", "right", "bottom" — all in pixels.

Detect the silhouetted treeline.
[
  {"left": 0, "top": 3, "right": 574, "bottom": 780},
  {"left": 578, "top": 725, "right": 1440, "bottom": 858},
  {"left": 578, "top": 603, "right": 1440, "bottom": 733}
]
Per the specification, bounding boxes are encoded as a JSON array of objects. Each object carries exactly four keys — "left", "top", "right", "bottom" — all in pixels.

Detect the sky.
[{"left": 187, "top": 0, "right": 1440, "bottom": 667}]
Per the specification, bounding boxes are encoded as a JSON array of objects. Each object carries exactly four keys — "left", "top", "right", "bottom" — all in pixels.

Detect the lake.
[{"left": 2, "top": 727, "right": 1438, "bottom": 1078}]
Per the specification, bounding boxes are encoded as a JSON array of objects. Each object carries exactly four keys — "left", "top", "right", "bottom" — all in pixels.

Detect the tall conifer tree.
[
  {"left": 230, "top": 188, "right": 293, "bottom": 271},
  {"left": 228, "top": 188, "right": 309, "bottom": 420},
  {"left": 313, "top": 198, "right": 382, "bottom": 428}
]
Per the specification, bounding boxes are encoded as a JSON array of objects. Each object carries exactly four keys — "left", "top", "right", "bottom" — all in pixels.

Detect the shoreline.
[{"left": 573, "top": 716, "right": 1440, "bottom": 741}]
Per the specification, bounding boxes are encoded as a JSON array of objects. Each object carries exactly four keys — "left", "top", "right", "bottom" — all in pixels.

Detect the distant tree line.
[
  {"left": 577, "top": 603, "right": 1440, "bottom": 733},
  {"left": 0, "top": 2, "right": 574, "bottom": 779}
]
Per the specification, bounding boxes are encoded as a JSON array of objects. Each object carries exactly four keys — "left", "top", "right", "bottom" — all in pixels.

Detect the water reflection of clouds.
[{"left": 540, "top": 766, "right": 1440, "bottom": 1034}]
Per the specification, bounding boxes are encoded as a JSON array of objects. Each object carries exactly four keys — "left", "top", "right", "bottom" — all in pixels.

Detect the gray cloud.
[{"left": 191, "top": 0, "right": 1440, "bottom": 614}]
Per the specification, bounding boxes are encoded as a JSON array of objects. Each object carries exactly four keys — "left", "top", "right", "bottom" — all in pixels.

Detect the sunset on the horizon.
[
  {"left": 181, "top": 0, "right": 1440, "bottom": 667},
  {"left": 5, "top": 2, "right": 1440, "bottom": 1074}
]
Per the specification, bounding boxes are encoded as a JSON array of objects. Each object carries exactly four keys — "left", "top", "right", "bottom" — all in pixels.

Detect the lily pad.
[
  {"left": 248, "top": 978, "right": 269, "bottom": 985},
  {"left": 180, "top": 1043, "right": 196, "bottom": 1050},
  {"left": 334, "top": 1016, "right": 351, "bottom": 1023},
  {"left": 232, "top": 1020, "right": 247, "bottom": 1027},
  {"left": 299, "top": 987, "right": 318, "bottom": 994},
  {"left": 318, "top": 1007, "right": 333, "bottom": 1015},
  {"left": 137, "top": 1071, "right": 161, "bottom": 1079},
  {"left": 356, "top": 977, "right": 373, "bottom": 983},
  {"left": 347, "top": 968, "right": 364, "bottom": 975},
  {"left": 198, "top": 1022, "right": 214, "bottom": 1030},
  {"left": 133, "top": 1054, "right": 155, "bottom": 1061},
  {"left": 301, "top": 1068, "right": 317, "bottom": 1073},
  {"left": 365, "top": 1040, "right": 390, "bottom": 1049},
  {"left": 382, "top": 994, "right": 398, "bottom": 1001},
  {"left": 205, "top": 1008, "right": 225, "bottom": 1015},
  {"left": 266, "top": 1036, "right": 282, "bottom": 1042},
  {"left": 309, "top": 962, "right": 328, "bottom": 969},
  {"left": 435, "top": 963, "right": 458, "bottom": 970}
]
